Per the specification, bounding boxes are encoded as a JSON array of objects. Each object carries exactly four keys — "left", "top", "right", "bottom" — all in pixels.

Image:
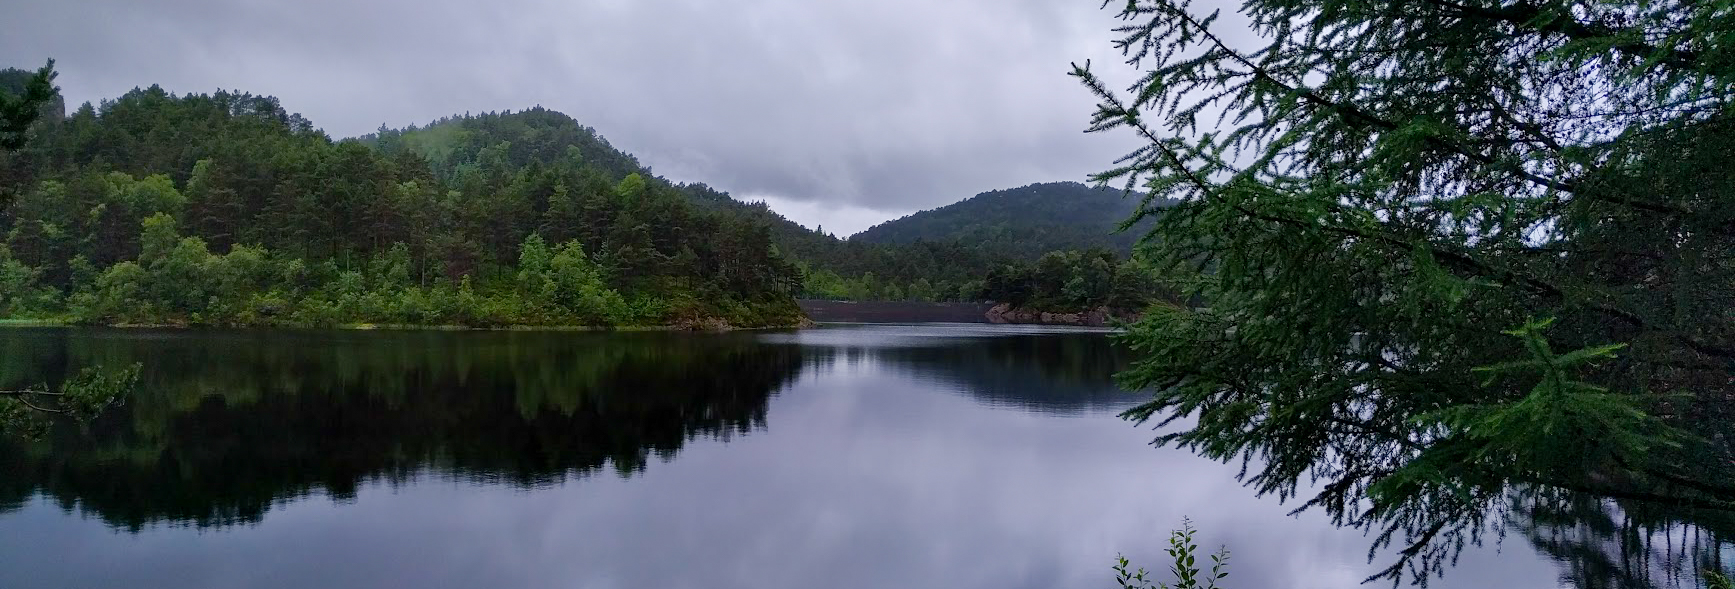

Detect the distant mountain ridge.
[{"left": 850, "top": 182, "right": 1167, "bottom": 258}]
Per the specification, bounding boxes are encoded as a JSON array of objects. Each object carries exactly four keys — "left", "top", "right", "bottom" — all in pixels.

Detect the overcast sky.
[{"left": 5, "top": 0, "right": 1153, "bottom": 236}]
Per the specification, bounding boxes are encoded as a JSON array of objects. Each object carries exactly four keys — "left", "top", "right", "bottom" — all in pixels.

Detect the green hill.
[
  {"left": 361, "top": 110, "right": 1007, "bottom": 285},
  {"left": 358, "top": 115, "right": 1168, "bottom": 298},
  {"left": 0, "top": 87, "right": 805, "bottom": 327},
  {"left": 359, "top": 109, "right": 840, "bottom": 257},
  {"left": 850, "top": 182, "right": 1169, "bottom": 258}
]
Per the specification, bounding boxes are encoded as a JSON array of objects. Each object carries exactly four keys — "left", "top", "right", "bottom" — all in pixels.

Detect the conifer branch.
[{"left": 1418, "top": 0, "right": 1709, "bottom": 73}]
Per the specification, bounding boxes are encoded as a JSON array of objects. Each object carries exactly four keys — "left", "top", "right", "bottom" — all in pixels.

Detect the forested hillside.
[
  {"left": 851, "top": 182, "right": 1171, "bottom": 257},
  {"left": 358, "top": 109, "right": 1025, "bottom": 291},
  {"left": 797, "top": 182, "right": 1179, "bottom": 304},
  {"left": 360, "top": 108, "right": 1078, "bottom": 300},
  {"left": 0, "top": 80, "right": 804, "bottom": 327},
  {"left": 0, "top": 67, "right": 1182, "bottom": 319}
]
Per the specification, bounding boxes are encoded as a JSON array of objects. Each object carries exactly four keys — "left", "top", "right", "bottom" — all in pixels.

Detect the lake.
[{"left": 0, "top": 325, "right": 1719, "bottom": 588}]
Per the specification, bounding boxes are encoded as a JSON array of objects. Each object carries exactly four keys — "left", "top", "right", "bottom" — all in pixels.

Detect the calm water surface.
[{"left": 0, "top": 325, "right": 1709, "bottom": 588}]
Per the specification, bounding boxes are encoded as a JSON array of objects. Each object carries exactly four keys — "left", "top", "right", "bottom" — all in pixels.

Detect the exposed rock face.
[{"left": 984, "top": 303, "right": 1135, "bottom": 327}]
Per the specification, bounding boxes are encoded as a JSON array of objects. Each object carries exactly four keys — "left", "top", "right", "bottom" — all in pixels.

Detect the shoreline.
[{"left": 0, "top": 318, "right": 816, "bottom": 332}]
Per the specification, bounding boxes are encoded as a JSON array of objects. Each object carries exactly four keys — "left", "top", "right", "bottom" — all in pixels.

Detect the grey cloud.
[{"left": 4, "top": 0, "right": 1149, "bottom": 216}]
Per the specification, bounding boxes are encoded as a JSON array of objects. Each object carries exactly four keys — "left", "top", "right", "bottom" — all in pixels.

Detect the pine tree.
[
  {"left": 1074, "top": 0, "right": 1735, "bottom": 582},
  {"left": 0, "top": 59, "right": 56, "bottom": 151}
]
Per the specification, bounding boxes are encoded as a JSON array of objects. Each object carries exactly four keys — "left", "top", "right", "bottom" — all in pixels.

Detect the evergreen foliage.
[
  {"left": 797, "top": 246, "right": 1168, "bottom": 312},
  {"left": 979, "top": 248, "right": 1169, "bottom": 311},
  {"left": 853, "top": 181, "right": 1173, "bottom": 258},
  {"left": 0, "top": 72, "right": 1170, "bottom": 324},
  {"left": 0, "top": 60, "right": 59, "bottom": 151},
  {"left": 801, "top": 183, "right": 1183, "bottom": 302},
  {"left": 0, "top": 87, "right": 803, "bottom": 327},
  {"left": 359, "top": 107, "right": 1122, "bottom": 306},
  {"left": 1075, "top": 0, "right": 1735, "bottom": 581}
]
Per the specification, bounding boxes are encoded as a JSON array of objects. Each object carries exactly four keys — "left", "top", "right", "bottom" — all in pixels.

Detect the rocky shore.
[{"left": 983, "top": 303, "right": 1139, "bottom": 327}]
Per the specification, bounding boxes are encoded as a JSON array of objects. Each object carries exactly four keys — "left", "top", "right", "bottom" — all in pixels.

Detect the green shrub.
[{"left": 1114, "top": 519, "right": 1229, "bottom": 589}]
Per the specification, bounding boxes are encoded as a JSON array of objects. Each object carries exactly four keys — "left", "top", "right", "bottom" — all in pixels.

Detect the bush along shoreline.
[{"left": 3, "top": 221, "right": 807, "bottom": 330}]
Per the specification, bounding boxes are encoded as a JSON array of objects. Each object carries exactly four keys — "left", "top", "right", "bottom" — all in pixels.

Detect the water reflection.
[
  {"left": 0, "top": 326, "right": 1134, "bottom": 532},
  {"left": 0, "top": 325, "right": 1724, "bottom": 589},
  {"left": 0, "top": 329, "right": 805, "bottom": 530},
  {"left": 783, "top": 324, "right": 1142, "bottom": 414},
  {"left": 1515, "top": 491, "right": 1734, "bottom": 589}
]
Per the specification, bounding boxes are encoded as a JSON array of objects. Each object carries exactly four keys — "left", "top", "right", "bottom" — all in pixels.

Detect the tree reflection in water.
[
  {"left": 1514, "top": 489, "right": 1732, "bottom": 589},
  {"left": 0, "top": 329, "right": 805, "bottom": 531},
  {"left": 0, "top": 326, "right": 1729, "bottom": 589}
]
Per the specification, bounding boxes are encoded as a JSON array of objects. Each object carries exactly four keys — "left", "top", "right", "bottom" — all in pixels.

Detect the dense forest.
[
  {"left": 800, "top": 182, "right": 1172, "bottom": 305},
  {"left": 0, "top": 75, "right": 809, "bottom": 327},
  {"left": 0, "top": 65, "right": 1179, "bottom": 326},
  {"left": 977, "top": 249, "right": 1168, "bottom": 312},
  {"left": 853, "top": 182, "right": 1168, "bottom": 257},
  {"left": 358, "top": 111, "right": 1052, "bottom": 302},
  {"left": 801, "top": 246, "right": 1169, "bottom": 313}
]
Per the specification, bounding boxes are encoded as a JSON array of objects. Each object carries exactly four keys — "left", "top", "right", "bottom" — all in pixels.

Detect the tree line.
[
  {"left": 0, "top": 70, "right": 1185, "bottom": 325},
  {"left": 0, "top": 80, "right": 802, "bottom": 327},
  {"left": 850, "top": 182, "right": 1167, "bottom": 258},
  {"left": 800, "top": 246, "right": 1170, "bottom": 313}
]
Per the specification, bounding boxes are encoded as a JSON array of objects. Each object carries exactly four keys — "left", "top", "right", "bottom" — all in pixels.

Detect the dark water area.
[
  {"left": 0, "top": 325, "right": 1723, "bottom": 588},
  {"left": 798, "top": 299, "right": 995, "bottom": 323}
]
